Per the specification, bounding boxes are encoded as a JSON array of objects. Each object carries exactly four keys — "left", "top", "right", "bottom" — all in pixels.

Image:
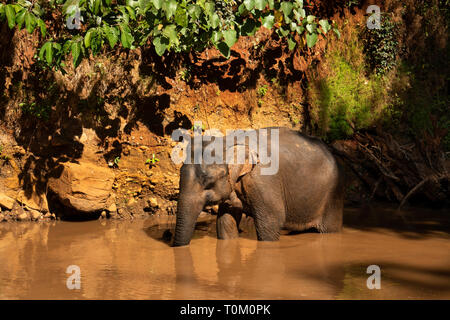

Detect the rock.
[
  {"left": 16, "top": 191, "right": 49, "bottom": 213},
  {"left": 147, "top": 197, "right": 159, "bottom": 208},
  {"left": 48, "top": 161, "right": 115, "bottom": 213},
  {"left": 109, "top": 210, "right": 117, "bottom": 217},
  {"left": 17, "top": 212, "right": 29, "bottom": 221},
  {"left": 13, "top": 146, "right": 26, "bottom": 156},
  {"left": 0, "top": 214, "right": 5, "bottom": 222},
  {"left": 101, "top": 211, "right": 107, "bottom": 218},
  {"left": 0, "top": 193, "right": 16, "bottom": 210},
  {"left": 107, "top": 201, "right": 117, "bottom": 213},
  {"left": 29, "top": 209, "right": 42, "bottom": 221},
  {"left": 44, "top": 213, "right": 52, "bottom": 219},
  {"left": 199, "top": 211, "right": 209, "bottom": 218}
]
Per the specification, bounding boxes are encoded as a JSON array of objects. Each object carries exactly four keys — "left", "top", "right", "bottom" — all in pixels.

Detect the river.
[{"left": 0, "top": 206, "right": 449, "bottom": 299}]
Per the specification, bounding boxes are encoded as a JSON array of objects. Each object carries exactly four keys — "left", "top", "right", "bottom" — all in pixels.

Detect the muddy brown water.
[{"left": 0, "top": 206, "right": 449, "bottom": 300}]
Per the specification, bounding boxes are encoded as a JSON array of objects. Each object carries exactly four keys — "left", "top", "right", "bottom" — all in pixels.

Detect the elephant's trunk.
[{"left": 173, "top": 194, "right": 205, "bottom": 247}]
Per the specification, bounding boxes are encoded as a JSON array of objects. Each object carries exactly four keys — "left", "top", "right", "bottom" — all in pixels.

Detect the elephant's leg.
[
  {"left": 253, "top": 210, "right": 282, "bottom": 241},
  {"left": 217, "top": 203, "right": 242, "bottom": 240},
  {"left": 244, "top": 177, "right": 286, "bottom": 241},
  {"left": 318, "top": 198, "right": 343, "bottom": 233}
]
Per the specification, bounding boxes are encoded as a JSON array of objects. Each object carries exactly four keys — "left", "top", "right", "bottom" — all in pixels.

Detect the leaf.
[
  {"left": 280, "top": 1, "right": 293, "bottom": 18},
  {"left": 187, "top": 4, "right": 201, "bottom": 19},
  {"left": 163, "top": 24, "right": 179, "bottom": 46},
  {"left": 294, "top": 0, "right": 304, "bottom": 9},
  {"left": 175, "top": 8, "right": 188, "bottom": 27},
  {"left": 223, "top": 29, "right": 237, "bottom": 48},
  {"left": 104, "top": 26, "right": 119, "bottom": 48},
  {"left": 15, "top": 9, "right": 26, "bottom": 29},
  {"left": 204, "top": 2, "right": 215, "bottom": 16},
  {"left": 211, "top": 30, "right": 222, "bottom": 44},
  {"left": 25, "top": 12, "right": 36, "bottom": 34},
  {"left": 217, "top": 42, "right": 230, "bottom": 58},
  {"left": 71, "top": 41, "right": 82, "bottom": 68},
  {"left": 126, "top": 6, "right": 136, "bottom": 20},
  {"left": 306, "top": 32, "right": 318, "bottom": 48},
  {"left": 238, "top": 3, "right": 247, "bottom": 15},
  {"left": 287, "top": 36, "right": 296, "bottom": 50},
  {"left": 5, "top": 4, "right": 16, "bottom": 29},
  {"left": 52, "top": 43, "right": 62, "bottom": 52},
  {"left": 306, "top": 15, "right": 316, "bottom": 24},
  {"left": 296, "top": 25, "right": 305, "bottom": 34},
  {"left": 153, "top": 36, "right": 169, "bottom": 56},
  {"left": 306, "top": 23, "right": 316, "bottom": 34},
  {"left": 299, "top": 8, "right": 306, "bottom": 18},
  {"left": 84, "top": 28, "right": 95, "bottom": 48},
  {"left": 262, "top": 14, "right": 275, "bottom": 29},
  {"left": 244, "top": 0, "right": 255, "bottom": 11},
  {"left": 139, "top": 0, "right": 151, "bottom": 12},
  {"left": 277, "top": 26, "right": 289, "bottom": 37},
  {"left": 39, "top": 42, "right": 53, "bottom": 65},
  {"left": 290, "top": 22, "right": 297, "bottom": 32},
  {"left": 241, "top": 18, "right": 257, "bottom": 36},
  {"left": 333, "top": 27, "right": 341, "bottom": 39},
  {"left": 152, "top": 0, "right": 163, "bottom": 10},
  {"left": 36, "top": 19, "right": 47, "bottom": 37},
  {"left": 254, "top": 0, "right": 267, "bottom": 11},
  {"left": 163, "top": 0, "right": 177, "bottom": 19},
  {"left": 319, "top": 19, "right": 331, "bottom": 34},
  {"left": 93, "top": 0, "right": 101, "bottom": 15},
  {"left": 120, "top": 23, "right": 134, "bottom": 48},
  {"left": 210, "top": 13, "right": 220, "bottom": 29}
]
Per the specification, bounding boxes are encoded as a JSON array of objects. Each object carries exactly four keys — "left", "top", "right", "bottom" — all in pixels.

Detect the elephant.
[{"left": 172, "top": 127, "right": 344, "bottom": 246}]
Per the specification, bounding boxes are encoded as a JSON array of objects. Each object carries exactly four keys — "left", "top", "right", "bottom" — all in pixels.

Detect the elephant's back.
[
  {"left": 276, "top": 128, "right": 341, "bottom": 210},
  {"left": 278, "top": 128, "right": 338, "bottom": 173}
]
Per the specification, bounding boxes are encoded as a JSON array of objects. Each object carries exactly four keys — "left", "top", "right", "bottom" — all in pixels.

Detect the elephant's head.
[{"left": 173, "top": 137, "right": 257, "bottom": 246}]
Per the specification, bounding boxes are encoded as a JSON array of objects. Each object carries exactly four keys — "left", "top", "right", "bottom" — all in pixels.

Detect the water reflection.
[{"left": 0, "top": 207, "right": 449, "bottom": 299}]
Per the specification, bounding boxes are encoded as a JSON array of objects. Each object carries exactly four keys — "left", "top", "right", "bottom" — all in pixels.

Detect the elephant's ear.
[{"left": 226, "top": 145, "right": 259, "bottom": 184}]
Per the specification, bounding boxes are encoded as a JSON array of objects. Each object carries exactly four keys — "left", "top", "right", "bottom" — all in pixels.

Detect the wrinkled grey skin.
[{"left": 173, "top": 127, "right": 344, "bottom": 247}]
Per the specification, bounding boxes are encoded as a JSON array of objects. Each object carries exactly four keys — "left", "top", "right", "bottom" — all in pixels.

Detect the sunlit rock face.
[{"left": 48, "top": 161, "right": 115, "bottom": 213}]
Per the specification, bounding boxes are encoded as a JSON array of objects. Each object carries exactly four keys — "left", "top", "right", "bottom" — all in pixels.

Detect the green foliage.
[
  {"left": 257, "top": 84, "right": 268, "bottom": 97},
  {"left": 0, "top": 145, "right": 11, "bottom": 161},
  {"left": 308, "top": 26, "right": 391, "bottom": 141},
  {"left": 19, "top": 101, "right": 51, "bottom": 120},
  {"left": 0, "top": 0, "right": 338, "bottom": 71},
  {"left": 395, "top": 63, "right": 450, "bottom": 151},
  {"left": 362, "top": 13, "right": 399, "bottom": 76},
  {"left": 191, "top": 122, "right": 205, "bottom": 131},
  {"left": 0, "top": 1, "right": 46, "bottom": 35},
  {"left": 346, "top": 0, "right": 360, "bottom": 7},
  {"left": 146, "top": 154, "right": 160, "bottom": 166}
]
